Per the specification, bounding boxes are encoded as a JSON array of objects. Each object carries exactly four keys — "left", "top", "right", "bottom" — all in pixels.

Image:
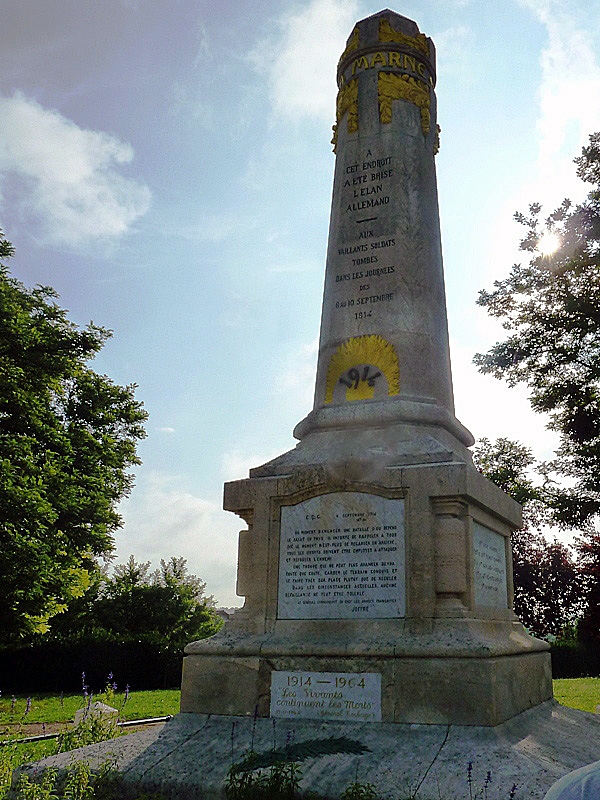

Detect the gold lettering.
[
  {"left": 370, "top": 51, "right": 387, "bottom": 68},
  {"left": 404, "top": 54, "right": 417, "bottom": 73},
  {"left": 352, "top": 56, "right": 369, "bottom": 75},
  {"left": 388, "top": 51, "right": 402, "bottom": 68},
  {"left": 417, "top": 62, "right": 426, "bottom": 78}
]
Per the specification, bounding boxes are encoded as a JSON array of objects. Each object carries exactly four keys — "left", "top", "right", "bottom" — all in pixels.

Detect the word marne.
[{"left": 339, "top": 50, "right": 432, "bottom": 85}]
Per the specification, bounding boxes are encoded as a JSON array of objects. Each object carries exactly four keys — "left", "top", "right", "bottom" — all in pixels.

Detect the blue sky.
[{"left": 1, "top": 0, "right": 600, "bottom": 606}]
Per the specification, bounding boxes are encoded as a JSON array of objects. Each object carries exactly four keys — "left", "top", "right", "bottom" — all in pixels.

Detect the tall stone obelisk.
[{"left": 181, "top": 10, "right": 552, "bottom": 726}]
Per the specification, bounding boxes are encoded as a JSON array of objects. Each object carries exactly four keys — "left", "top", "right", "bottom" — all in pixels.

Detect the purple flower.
[
  {"left": 25, "top": 697, "right": 31, "bottom": 716},
  {"left": 124, "top": 684, "right": 130, "bottom": 703},
  {"left": 10, "top": 696, "right": 16, "bottom": 714}
]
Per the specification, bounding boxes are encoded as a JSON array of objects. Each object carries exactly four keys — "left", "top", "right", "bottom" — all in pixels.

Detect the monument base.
[
  {"left": 181, "top": 647, "right": 550, "bottom": 727},
  {"left": 182, "top": 457, "right": 552, "bottom": 727}
]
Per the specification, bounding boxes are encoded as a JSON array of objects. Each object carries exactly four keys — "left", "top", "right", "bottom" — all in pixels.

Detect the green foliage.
[
  {"left": 0, "top": 230, "right": 147, "bottom": 643},
  {"left": 224, "top": 760, "right": 302, "bottom": 800},
  {"left": 13, "top": 768, "right": 59, "bottom": 800},
  {"left": 474, "top": 133, "right": 600, "bottom": 530},
  {"left": 47, "top": 556, "right": 222, "bottom": 669},
  {"left": 474, "top": 134, "right": 600, "bottom": 641},
  {"left": 340, "top": 783, "right": 378, "bottom": 800},
  {"left": 473, "top": 437, "right": 583, "bottom": 638},
  {"left": 9, "top": 760, "right": 166, "bottom": 800}
]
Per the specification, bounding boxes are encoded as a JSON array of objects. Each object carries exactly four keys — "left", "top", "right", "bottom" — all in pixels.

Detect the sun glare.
[{"left": 537, "top": 231, "right": 561, "bottom": 256}]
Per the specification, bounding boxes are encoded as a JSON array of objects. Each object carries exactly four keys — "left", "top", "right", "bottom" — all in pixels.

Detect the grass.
[
  {"left": 553, "top": 677, "right": 600, "bottom": 713},
  {"left": 0, "top": 689, "right": 180, "bottom": 729}
]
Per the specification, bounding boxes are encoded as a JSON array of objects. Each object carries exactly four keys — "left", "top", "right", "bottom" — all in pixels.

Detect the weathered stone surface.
[
  {"left": 16, "top": 704, "right": 600, "bottom": 800},
  {"left": 277, "top": 492, "right": 405, "bottom": 620},
  {"left": 182, "top": 456, "right": 550, "bottom": 725}
]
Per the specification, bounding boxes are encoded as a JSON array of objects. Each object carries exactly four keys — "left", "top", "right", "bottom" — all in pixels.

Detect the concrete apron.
[{"left": 13, "top": 701, "right": 600, "bottom": 799}]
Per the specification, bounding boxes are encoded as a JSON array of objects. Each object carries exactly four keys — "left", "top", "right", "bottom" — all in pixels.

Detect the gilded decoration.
[
  {"left": 331, "top": 78, "right": 358, "bottom": 152},
  {"left": 434, "top": 124, "right": 441, "bottom": 155},
  {"left": 378, "top": 18, "right": 429, "bottom": 58},
  {"left": 337, "top": 25, "right": 359, "bottom": 71},
  {"left": 325, "top": 335, "right": 400, "bottom": 403},
  {"left": 378, "top": 72, "right": 430, "bottom": 136}
]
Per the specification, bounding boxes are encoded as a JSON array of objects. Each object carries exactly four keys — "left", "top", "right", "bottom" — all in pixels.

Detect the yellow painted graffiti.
[{"left": 324, "top": 335, "right": 400, "bottom": 403}]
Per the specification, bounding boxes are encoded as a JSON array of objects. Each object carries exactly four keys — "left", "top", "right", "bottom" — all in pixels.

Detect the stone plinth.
[{"left": 182, "top": 461, "right": 552, "bottom": 726}]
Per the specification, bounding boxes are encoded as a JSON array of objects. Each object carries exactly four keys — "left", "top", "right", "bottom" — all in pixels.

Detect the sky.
[{"left": 1, "top": 0, "right": 600, "bottom": 607}]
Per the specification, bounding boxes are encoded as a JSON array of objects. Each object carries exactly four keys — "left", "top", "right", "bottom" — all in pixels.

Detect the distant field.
[{"left": 553, "top": 678, "right": 600, "bottom": 713}]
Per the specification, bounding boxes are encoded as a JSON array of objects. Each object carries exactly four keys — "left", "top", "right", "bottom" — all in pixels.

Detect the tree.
[
  {"left": 0, "top": 231, "right": 147, "bottom": 642},
  {"left": 574, "top": 533, "right": 600, "bottom": 643},
  {"left": 474, "top": 132, "right": 600, "bottom": 529},
  {"left": 472, "top": 437, "right": 583, "bottom": 638},
  {"left": 50, "top": 555, "right": 222, "bottom": 653}
]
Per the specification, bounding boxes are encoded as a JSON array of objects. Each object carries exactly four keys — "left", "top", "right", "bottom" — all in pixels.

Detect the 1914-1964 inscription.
[
  {"left": 271, "top": 671, "right": 381, "bottom": 722},
  {"left": 278, "top": 492, "right": 405, "bottom": 619}
]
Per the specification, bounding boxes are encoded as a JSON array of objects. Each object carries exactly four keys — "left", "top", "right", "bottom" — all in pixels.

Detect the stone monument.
[{"left": 181, "top": 8, "right": 552, "bottom": 726}]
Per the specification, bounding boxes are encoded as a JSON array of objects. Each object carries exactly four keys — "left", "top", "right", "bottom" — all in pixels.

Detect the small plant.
[
  {"left": 340, "top": 782, "right": 378, "bottom": 800},
  {"left": 56, "top": 675, "right": 123, "bottom": 755},
  {"left": 224, "top": 760, "right": 301, "bottom": 800},
  {"left": 13, "top": 768, "right": 59, "bottom": 800},
  {"left": 8, "top": 759, "right": 168, "bottom": 800}
]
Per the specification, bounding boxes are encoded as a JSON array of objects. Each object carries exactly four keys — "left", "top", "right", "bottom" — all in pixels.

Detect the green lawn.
[
  {"left": 0, "top": 689, "right": 180, "bottom": 728},
  {"left": 553, "top": 677, "right": 600, "bottom": 713}
]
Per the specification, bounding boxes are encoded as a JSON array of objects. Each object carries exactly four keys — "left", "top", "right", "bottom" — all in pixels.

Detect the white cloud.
[
  {"left": 0, "top": 92, "right": 150, "bottom": 246},
  {"left": 451, "top": 337, "right": 559, "bottom": 463},
  {"left": 117, "top": 472, "right": 241, "bottom": 606},
  {"left": 432, "top": 25, "right": 473, "bottom": 80},
  {"left": 221, "top": 449, "right": 283, "bottom": 482},
  {"left": 157, "top": 426, "right": 176, "bottom": 434},
  {"left": 249, "top": 0, "right": 359, "bottom": 122},
  {"left": 274, "top": 336, "right": 319, "bottom": 413},
  {"left": 518, "top": 0, "right": 600, "bottom": 205}
]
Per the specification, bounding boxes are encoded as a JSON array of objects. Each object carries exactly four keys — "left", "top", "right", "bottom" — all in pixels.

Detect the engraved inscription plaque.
[
  {"left": 473, "top": 522, "right": 508, "bottom": 608},
  {"left": 270, "top": 671, "right": 381, "bottom": 721},
  {"left": 278, "top": 492, "right": 405, "bottom": 619}
]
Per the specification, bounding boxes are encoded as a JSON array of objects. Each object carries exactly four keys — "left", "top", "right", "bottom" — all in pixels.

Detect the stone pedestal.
[
  {"left": 181, "top": 9, "right": 552, "bottom": 725},
  {"left": 182, "top": 460, "right": 551, "bottom": 726}
]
